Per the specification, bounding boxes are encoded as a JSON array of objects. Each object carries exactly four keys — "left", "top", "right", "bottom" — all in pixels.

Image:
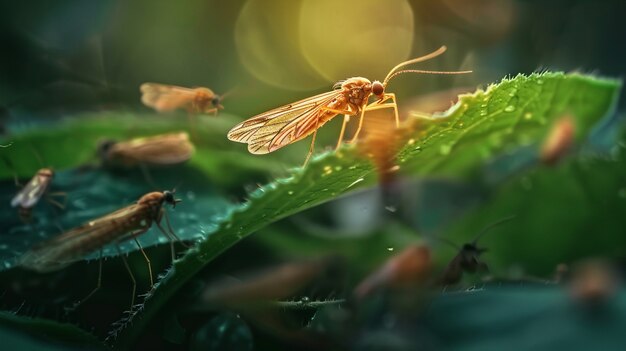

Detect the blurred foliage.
[
  {"left": 101, "top": 72, "right": 619, "bottom": 347},
  {"left": 0, "top": 0, "right": 625, "bottom": 350}
]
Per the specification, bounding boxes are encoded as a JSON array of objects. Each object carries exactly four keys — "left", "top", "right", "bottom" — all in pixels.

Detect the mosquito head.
[
  {"left": 163, "top": 190, "right": 182, "bottom": 208},
  {"left": 38, "top": 168, "right": 54, "bottom": 178},
  {"left": 211, "top": 95, "right": 224, "bottom": 110},
  {"left": 97, "top": 139, "right": 116, "bottom": 159},
  {"left": 371, "top": 81, "right": 384, "bottom": 98}
]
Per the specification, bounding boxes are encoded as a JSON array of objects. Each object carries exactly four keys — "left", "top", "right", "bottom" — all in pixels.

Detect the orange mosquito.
[
  {"left": 98, "top": 132, "right": 195, "bottom": 168},
  {"left": 227, "top": 46, "right": 471, "bottom": 166},
  {"left": 140, "top": 83, "right": 225, "bottom": 115},
  {"left": 19, "top": 190, "right": 184, "bottom": 308}
]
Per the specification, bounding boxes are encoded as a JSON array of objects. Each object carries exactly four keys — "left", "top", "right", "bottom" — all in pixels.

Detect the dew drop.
[
  {"left": 334, "top": 166, "right": 342, "bottom": 171},
  {"left": 287, "top": 190, "right": 294, "bottom": 195},
  {"left": 407, "top": 138, "right": 415, "bottom": 145},
  {"left": 524, "top": 112, "right": 533, "bottom": 120},
  {"left": 504, "top": 105, "right": 516, "bottom": 112},
  {"left": 387, "top": 247, "right": 394, "bottom": 252},
  {"left": 480, "top": 111, "right": 488, "bottom": 117}
]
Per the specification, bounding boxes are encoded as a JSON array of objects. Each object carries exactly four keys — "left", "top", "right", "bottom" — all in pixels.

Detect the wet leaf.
[{"left": 107, "top": 72, "right": 620, "bottom": 347}]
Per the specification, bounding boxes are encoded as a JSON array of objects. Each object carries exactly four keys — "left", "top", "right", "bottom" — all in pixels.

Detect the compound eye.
[
  {"left": 163, "top": 191, "right": 174, "bottom": 203},
  {"left": 372, "top": 82, "right": 384, "bottom": 96},
  {"left": 211, "top": 96, "right": 220, "bottom": 106}
]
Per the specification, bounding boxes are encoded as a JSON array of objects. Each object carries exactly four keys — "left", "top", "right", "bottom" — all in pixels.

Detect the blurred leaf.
[
  {"left": 107, "top": 72, "right": 620, "bottom": 347},
  {"left": 0, "top": 311, "right": 103, "bottom": 350},
  {"left": 425, "top": 285, "right": 626, "bottom": 351},
  {"left": 443, "top": 139, "right": 626, "bottom": 275},
  {"left": 0, "top": 113, "right": 282, "bottom": 271}
]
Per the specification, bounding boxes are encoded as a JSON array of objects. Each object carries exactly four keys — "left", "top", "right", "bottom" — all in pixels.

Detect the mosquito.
[
  {"left": 19, "top": 190, "right": 185, "bottom": 308},
  {"left": 228, "top": 46, "right": 471, "bottom": 166}
]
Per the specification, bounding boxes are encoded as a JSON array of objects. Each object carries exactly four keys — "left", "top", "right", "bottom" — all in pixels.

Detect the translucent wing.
[
  {"left": 20, "top": 204, "right": 143, "bottom": 272},
  {"left": 109, "top": 132, "right": 195, "bottom": 166},
  {"left": 227, "top": 90, "right": 342, "bottom": 154},
  {"left": 11, "top": 171, "right": 52, "bottom": 208},
  {"left": 140, "top": 83, "right": 205, "bottom": 112}
]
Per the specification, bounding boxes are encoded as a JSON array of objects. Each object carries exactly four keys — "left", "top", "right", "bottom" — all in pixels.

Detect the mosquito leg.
[
  {"left": 348, "top": 108, "right": 367, "bottom": 144},
  {"left": 46, "top": 197, "right": 66, "bottom": 210},
  {"left": 131, "top": 235, "right": 154, "bottom": 287},
  {"left": 117, "top": 246, "right": 137, "bottom": 308},
  {"left": 67, "top": 250, "right": 103, "bottom": 312},
  {"left": 163, "top": 210, "right": 189, "bottom": 248},
  {"left": 155, "top": 222, "right": 176, "bottom": 261},
  {"left": 365, "top": 93, "right": 400, "bottom": 127},
  {"left": 335, "top": 115, "right": 350, "bottom": 150},
  {"left": 303, "top": 122, "right": 319, "bottom": 168}
]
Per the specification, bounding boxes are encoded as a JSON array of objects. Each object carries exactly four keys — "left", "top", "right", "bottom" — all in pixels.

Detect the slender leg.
[
  {"left": 348, "top": 108, "right": 367, "bottom": 144},
  {"left": 162, "top": 210, "right": 190, "bottom": 248},
  {"left": 117, "top": 246, "right": 137, "bottom": 308},
  {"left": 66, "top": 250, "right": 103, "bottom": 312},
  {"left": 365, "top": 93, "right": 399, "bottom": 127},
  {"left": 47, "top": 192, "right": 68, "bottom": 209},
  {"left": 303, "top": 127, "right": 318, "bottom": 168},
  {"left": 335, "top": 115, "right": 350, "bottom": 150},
  {"left": 131, "top": 235, "right": 154, "bottom": 287},
  {"left": 318, "top": 106, "right": 355, "bottom": 150}
]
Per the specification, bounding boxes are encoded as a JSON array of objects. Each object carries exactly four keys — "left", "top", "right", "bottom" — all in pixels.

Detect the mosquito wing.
[
  {"left": 110, "top": 132, "right": 195, "bottom": 165},
  {"left": 20, "top": 204, "right": 143, "bottom": 272},
  {"left": 11, "top": 171, "right": 52, "bottom": 208},
  {"left": 140, "top": 83, "right": 200, "bottom": 112},
  {"left": 227, "top": 90, "right": 342, "bottom": 154}
]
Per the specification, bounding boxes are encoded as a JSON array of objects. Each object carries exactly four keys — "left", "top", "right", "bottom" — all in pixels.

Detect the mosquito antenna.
[
  {"left": 385, "top": 69, "right": 473, "bottom": 86},
  {"left": 472, "top": 215, "right": 516, "bottom": 244},
  {"left": 383, "top": 46, "right": 448, "bottom": 85}
]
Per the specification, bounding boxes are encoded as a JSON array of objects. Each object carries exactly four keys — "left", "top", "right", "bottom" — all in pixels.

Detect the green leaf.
[{"left": 107, "top": 72, "right": 620, "bottom": 347}]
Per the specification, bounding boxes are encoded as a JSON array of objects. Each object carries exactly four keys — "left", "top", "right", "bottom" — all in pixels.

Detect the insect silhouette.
[
  {"left": 227, "top": 46, "right": 471, "bottom": 166},
  {"left": 19, "top": 190, "right": 184, "bottom": 308},
  {"left": 98, "top": 132, "right": 195, "bottom": 169},
  {"left": 140, "top": 83, "right": 225, "bottom": 115},
  {"left": 438, "top": 216, "right": 515, "bottom": 286}
]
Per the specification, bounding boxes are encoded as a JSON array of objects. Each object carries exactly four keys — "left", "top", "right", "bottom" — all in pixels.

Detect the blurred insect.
[
  {"left": 5, "top": 154, "right": 65, "bottom": 222},
  {"left": 354, "top": 244, "right": 432, "bottom": 299},
  {"left": 540, "top": 115, "right": 576, "bottom": 166},
  {"left": 569, "top": 259, "right": 619, "bottom": 306},
  {"left": 20, "top": 190, "right": 184, "bottom": 308},
  {"left": 202, "top": 256, "right": 344, "bottom": 310},
  {"left": 98, "top": 132, "right": 195, "bottom": 169},
  {"left": 140, "top": 83, "right": 225, "bottom": 115},
  {"left": 228, "top": 46, "right": 471, "bottom": 166},
  {"left": 438, "top": 215, "right": 515, "bottom": 286}
]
